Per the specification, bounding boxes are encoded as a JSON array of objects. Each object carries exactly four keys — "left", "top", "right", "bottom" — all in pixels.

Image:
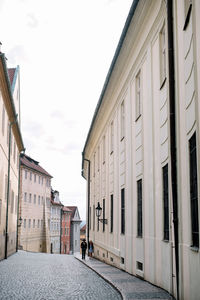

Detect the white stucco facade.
[
  {"left": 50, "top": 190, "right": 62, "bottom": 254},
  {"left": 82, "top": 1, "right": 200, "bottom": 299}
]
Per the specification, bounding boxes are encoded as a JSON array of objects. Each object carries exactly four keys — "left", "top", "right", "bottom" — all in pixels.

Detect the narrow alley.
[{"left": 0, "top": 251, "right": 121, "bottom": 300}]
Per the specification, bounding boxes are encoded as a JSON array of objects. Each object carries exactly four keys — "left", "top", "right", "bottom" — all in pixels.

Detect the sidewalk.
[{"left": 74, "top": 253, "right": 174, "bottom": 300}]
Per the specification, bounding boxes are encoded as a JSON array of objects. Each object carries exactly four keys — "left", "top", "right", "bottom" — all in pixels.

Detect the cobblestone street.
[{"left": 0, "top": 251, "right": 122, "bottom": 300}]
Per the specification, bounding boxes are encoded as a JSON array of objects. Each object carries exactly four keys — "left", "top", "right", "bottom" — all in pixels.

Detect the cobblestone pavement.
[
  {"left": 75, "top": 253, "right": 174, "bottom": 300},
  {"left": 0, "top": 251, "right": 122, "bottom": 300}
]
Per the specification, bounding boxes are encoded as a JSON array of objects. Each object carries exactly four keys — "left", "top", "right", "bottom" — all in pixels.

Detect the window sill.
[
  {"left": 190, "top": 246, "right": 199, "bottom": 253},
  {"left": 160, "top": 77, "right": 166, "bottom": 90},
  {"left": 137, "top": 235, "right": 143, "bottom": 239},
  {"left": 163, "top": 239, "right": 169, "bottom": 243}
]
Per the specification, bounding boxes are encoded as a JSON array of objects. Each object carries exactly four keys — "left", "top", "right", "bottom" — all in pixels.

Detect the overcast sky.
[{"left": 0, "top": 0, "right": 133, "bottom": 219}]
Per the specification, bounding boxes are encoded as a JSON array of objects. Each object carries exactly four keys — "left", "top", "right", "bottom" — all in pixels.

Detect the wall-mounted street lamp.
[
  {"left": 17, "top": 216, "right": 22, "bottom": 227},
  {"left": 96, "top": 202, "right": 107, "bottom": 224}
]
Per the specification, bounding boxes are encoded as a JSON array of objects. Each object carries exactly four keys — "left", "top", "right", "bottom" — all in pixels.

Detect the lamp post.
[
  {"left": 95, "top": 202, "right": 107, "bottom": 230},
  {"left": 17, "top": 216, "right": 22, "bottom": 227}
]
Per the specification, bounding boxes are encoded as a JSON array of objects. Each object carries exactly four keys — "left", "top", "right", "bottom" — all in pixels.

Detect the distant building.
[
  {"left": 18, "top": 153, "right": 52, "bottom": 253},
  {"left": 61, "top": 206, "right": 71, "bottom": 254},
  {"left": 67, "top": 206, "right": 81, "bottom": 254},
  {"left": 0, "top": 53, "right": 24, "bottom": 260},
  {"left": 50, "top": 189, "right": 63, "bottom": 253}
]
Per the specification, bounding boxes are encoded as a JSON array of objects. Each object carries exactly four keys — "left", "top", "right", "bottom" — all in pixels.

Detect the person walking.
[
  {"left": 88, "top": 240, "right": 94, "bottom": 258},
  {"left": 81, "top": 239, "right": 87, "bottom": 260}
]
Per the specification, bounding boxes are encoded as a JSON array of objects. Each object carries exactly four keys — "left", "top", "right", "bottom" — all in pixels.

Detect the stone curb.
[{"left": 74, "top": 255, "right": 124, "bottom": 299}]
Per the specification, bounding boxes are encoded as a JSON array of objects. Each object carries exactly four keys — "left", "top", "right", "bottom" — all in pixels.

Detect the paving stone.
[
  {"left": 75, "top": 254, "right": 174, "bottom": 300},
  {"left": 0, "top": 251, "right": 122, "bottom": 300}
]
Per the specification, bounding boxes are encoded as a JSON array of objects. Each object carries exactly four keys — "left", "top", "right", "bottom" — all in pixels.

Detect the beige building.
[
  {"left": 0, "top": 53, "right": 24, "bottom": 260},
  {"left": 18, "top": 153, "right": 52, "bottom": 253},
  {"left": 82, "top": 1, "right": 200, "bottom": 299}
]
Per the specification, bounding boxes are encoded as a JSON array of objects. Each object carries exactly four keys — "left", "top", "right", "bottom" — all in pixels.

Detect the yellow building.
[
  {"left": 18, "top": 153, "right": 52, "bottom": 253},
  {"left": 0, "top": 53, "right": 24, "bottom": 260}
]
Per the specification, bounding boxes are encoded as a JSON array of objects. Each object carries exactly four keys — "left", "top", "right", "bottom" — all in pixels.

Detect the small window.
[
  {"left": 34, "top": 174, "right": 36, "bottom": 182},
  {"left": 136, "top": 261, "right": 143, "bottom": 271},
  {"left": 24, "top": 192, "right": 27, "bottom": 202},
  {"left": 30, "top": 172, "right": 32, "bottom": 181},
  {"left": 34, "top": 194, "right": 36, "bottom": 204},
  {"left": 25, "top": 170, "right": 27, "bottom": 179},
  {"left": 28, "top": 219, "right": 31, "bottom": 228},
  {"left": 24, "top": 219, "right": 26, "bottom": 228},
  {"left": 38, "top": 195, "right": 40, "bottom": 205},
  {"left": 29, "top": 193, "right": 32, "bottom": 203},
  {"left": 33, "top": 219, "right": 35, "bottom": 228}
]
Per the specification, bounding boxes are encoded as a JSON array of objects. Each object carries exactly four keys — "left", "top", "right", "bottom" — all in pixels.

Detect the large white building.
[
  {"left": 0, "top": 53, "right": 24, "bottom": 260},
  {"left": 82, "top": 1, "right": 200, "bottom": 299}
]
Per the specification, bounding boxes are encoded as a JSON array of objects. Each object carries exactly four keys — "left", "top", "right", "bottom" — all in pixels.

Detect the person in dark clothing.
[{"left": 81, "top": 239, "right": 87, "bottom": 259}]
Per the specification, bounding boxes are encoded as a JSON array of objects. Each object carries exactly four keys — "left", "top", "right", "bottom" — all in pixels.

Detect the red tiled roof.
[
  {"left": 7, "top": 68, "right": 16, "bottom": 86},
  {"left": 20, "top": 153, "right": 53, "bottom": 178},
  {"left": 62, "top": 206, "right": 72, "bottom": 212},
  {"left": 80, "top": 224, "right": 86, "bottom": 232},
  {"left": 67, "top": 206, "right": 77, "bottom": 218}
]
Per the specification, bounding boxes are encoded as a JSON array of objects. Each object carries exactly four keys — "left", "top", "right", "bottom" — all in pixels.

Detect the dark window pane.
[
  {"left": 163, "top": 164, "right": 169, "bottom": 241},
  {"left": 137, "top": 180, "right": 142, "bottom": 237},
  {"left": 189, "top": 132, "right": 199, "bottom": 248},
  {"left": 121, "top": 189, "right": 125, "bottom": 234}
]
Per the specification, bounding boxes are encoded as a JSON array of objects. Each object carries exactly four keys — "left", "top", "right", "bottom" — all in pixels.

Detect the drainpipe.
[
  {"left": 167, "top": 1, "right": 179, "bottom": 299},
  {"left": 81, "top": 153, "right": 90, "bottom": 256},
  {"left": 5, "top": 115, "right": 18, "bottom": 259}
]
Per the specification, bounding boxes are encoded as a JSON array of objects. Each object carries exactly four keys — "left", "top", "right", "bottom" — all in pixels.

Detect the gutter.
[{"left": 167, "top": 1, "right": 179, "bottom": 299}]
